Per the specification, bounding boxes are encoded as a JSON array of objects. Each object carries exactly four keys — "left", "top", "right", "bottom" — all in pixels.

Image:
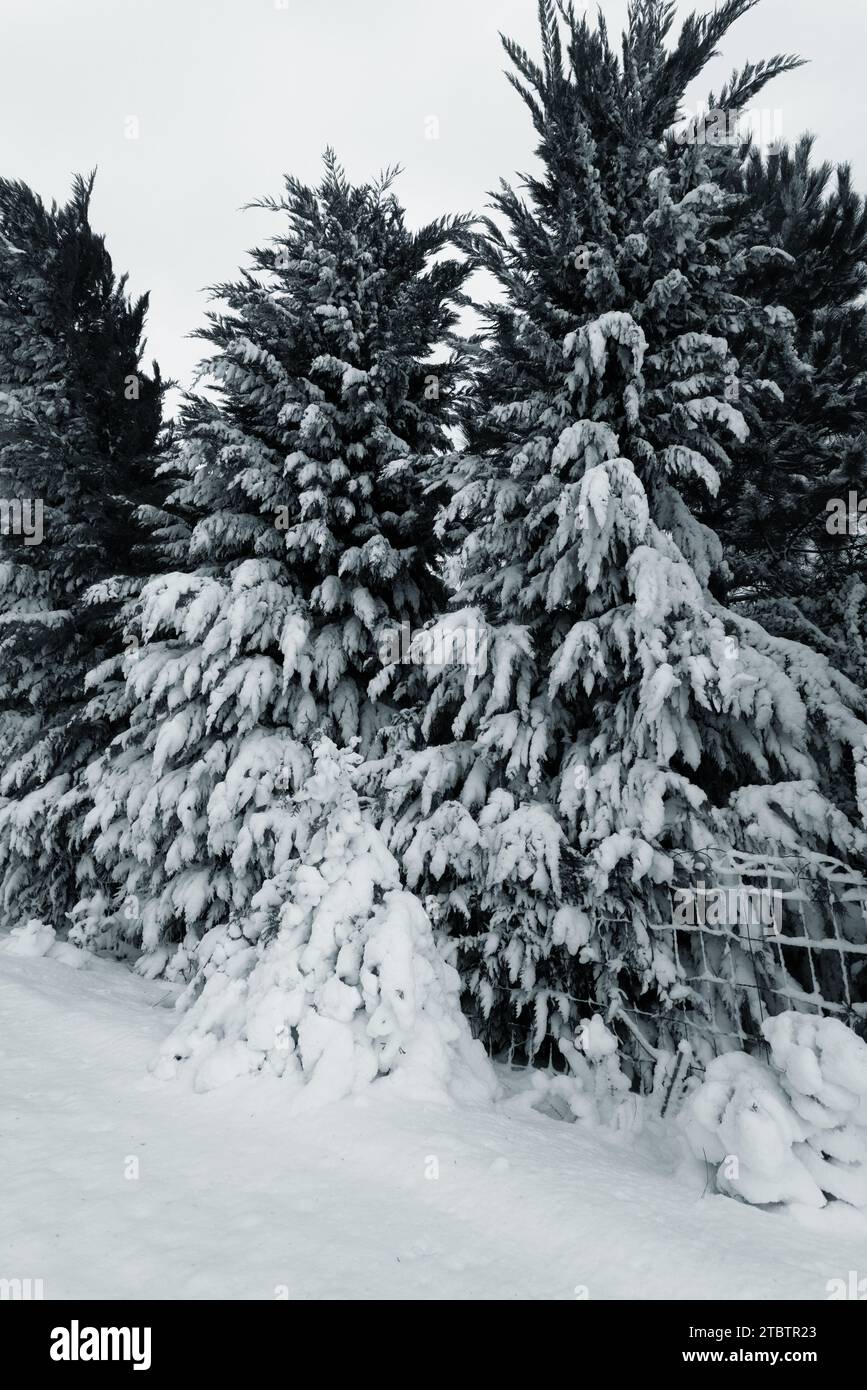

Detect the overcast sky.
[{"left": 1, "top": 0, "right": 863, "bottom": 403}]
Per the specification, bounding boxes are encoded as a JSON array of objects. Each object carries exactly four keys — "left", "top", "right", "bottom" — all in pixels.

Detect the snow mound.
[
  {"left": 157, "top": 738, "right": 497, "bottom": 1111},
  {"left": 1, "top": 919, "right": 57, "bottom": 958},
  {"left": 680, "top": 1012, "right": 867, "bottom": 1208}
]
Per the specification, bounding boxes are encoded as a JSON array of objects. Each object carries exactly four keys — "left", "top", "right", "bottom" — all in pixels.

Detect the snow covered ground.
[{"left": 2, "top": 944, "right": 866, "bottom": 1301}]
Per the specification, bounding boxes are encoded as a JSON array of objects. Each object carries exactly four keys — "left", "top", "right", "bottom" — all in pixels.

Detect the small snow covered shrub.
[
  {"left": 509, "top": 1014, "right": 637, "bottom": 1129},
  {"left": 680, "top": 1011, "right": 867, "bottom": 1208},
  {"left": 763, "top": 1013, "right": 867, "bottom": 1206},
  {"left": 156, "top": 739, "right": 496, "bottom": 1110},
  {"left": 680, "top": 1050, "right": 820, "bottom": 1206}
]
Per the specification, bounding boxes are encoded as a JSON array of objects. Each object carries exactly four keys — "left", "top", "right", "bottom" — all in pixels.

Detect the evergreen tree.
[
  {"left": 703, "top": 137, "right": 867, "bottom": 684},
  {"left": 0, "top": 173, "right": 177, "bottom": 928},
  {"left": 75, "top": 155, "right": 469, "bottom": 975},
  {"left": 380, "top": 0, "right": 867, "bottom": 1063}
]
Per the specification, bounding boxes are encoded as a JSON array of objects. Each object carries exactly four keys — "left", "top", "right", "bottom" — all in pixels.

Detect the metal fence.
[
  {"left": 467, "top": 847, "right": 867, "bottom": 1097},
  {"left": 649, "top": 847, "right": 867, "bottom": 1066}
]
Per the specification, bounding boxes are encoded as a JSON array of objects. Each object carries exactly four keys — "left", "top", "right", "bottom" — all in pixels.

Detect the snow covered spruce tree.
[
  {"left": 157, "top": 736, "right": 495, "bottom": 1103},
  {"left": 75, "top": 155, "right": 470, "bottom": 976},
  {"left": 703, "top": 137, "right": 867, "bottom": 685},
  {"left": 0, "top": 174, "right": 176, "bottom": 929},
  {"left": 667, "top": 108, "right": 867, "bottom": 686},
  {"left": 380, "top": 0, "right": 867, "bottom": 1061}
]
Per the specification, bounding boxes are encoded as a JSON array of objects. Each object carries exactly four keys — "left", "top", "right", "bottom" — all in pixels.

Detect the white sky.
[{"left": 1, "top": 0, "right": 863, "bottom": 403}]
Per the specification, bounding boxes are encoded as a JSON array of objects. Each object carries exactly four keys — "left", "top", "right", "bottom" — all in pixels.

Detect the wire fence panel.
[
  {"left": 635, "top": 848, "right": 867, "bottom": 1075},
  {"left": 464, "top": 847, "right": 867, "bottom": 1093}
]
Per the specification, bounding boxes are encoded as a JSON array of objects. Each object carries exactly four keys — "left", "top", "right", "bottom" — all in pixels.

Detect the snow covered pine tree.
[
  {"left": 75, "top": 158, "right": 495, "bottom": 1103},
  {"left": 75, "top": 155, "right": 470, "bottom": 983},
  {"left": 0, "top": 174, "right": 176, "bottom": 931},
  {"left": 381, "top": 0, "right": 867, "bottom": 1065},
  {"left": 703, "top": 135, "right": 867, "bottom": 687}
]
